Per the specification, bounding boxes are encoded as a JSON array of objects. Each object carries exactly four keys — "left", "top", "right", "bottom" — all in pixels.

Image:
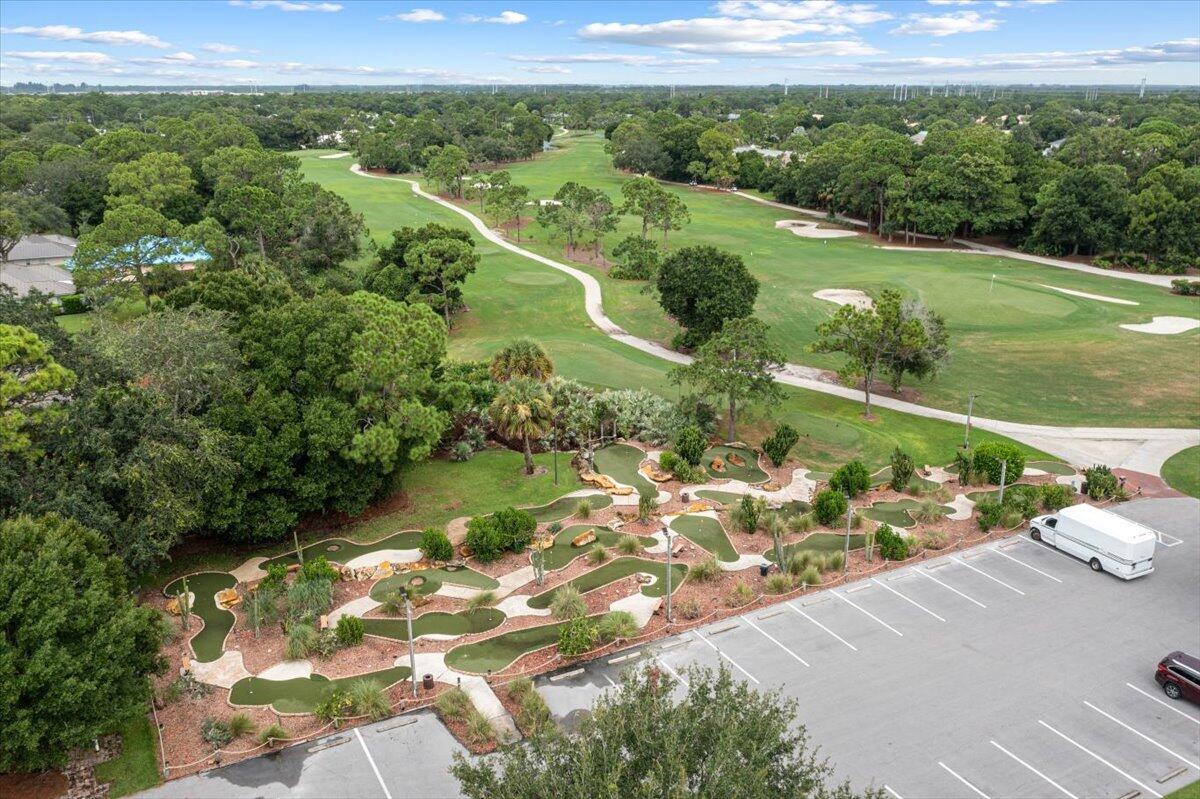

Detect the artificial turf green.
[
  {"left": 361, "top": 608, "right": 505, "bottom": 641},
  {"left": 668, "top": 514, "right": 740, "bottom": 562},
  {"left": 228, "top": 665, "right": 411, "bottom": 713},
  {"left": 264, "top": 530, "right": 424, "bottom": 569},
  {"left": 703, "top": 445, "right": 769, "bottom": 483},
  {"left": 593, "top": 443, "right": 655, "bottom": 490},
  {"left": 536, "top": 524, "right": 654, "bottom": 571},
  {"left": 1161, "top": 446, "right": 1200, "bottom": 498},
  {"left": 527, "top": 557, "right": 688, "bottom": 609},
  {"left": 765, "top": 533, "right": 868, "bottom": 563},
  {"left": 694, "top": 490, "right": 744, "bottom": 505},
  {"left": 370, "top": 565, "right": 499, "bottom": 600},
  {"left": 444, "top": 618, "right": 575, "bottom": 674},
  {"left": 1026, "top": 460, "right": 1078, "bottom": 476},
  {"left": 162, "top": 572, "right": 237, "bottom": 663},
  {"left": 523, "top": 492, "right": 613, "bottom": 522},
  {"left": 859, "top": 499, "right": 953, "bottom": 528}
]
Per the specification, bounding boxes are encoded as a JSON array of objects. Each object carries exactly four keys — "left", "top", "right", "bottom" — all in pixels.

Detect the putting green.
[
  {"left": 1162, "top": 446, "right": 1200, "bottom": 499},
  {"left": 870, "top": 466, "right": 940, "bottom": 491},
  {"left": 524, "top": 493, "right": 613, "bottom": 523},
  {"left": 1027, "top": 460, "right": 1077, "bottom": 476},
  {"left": 229, "top": 665, "right": 411, "bottom": 713},
  {"left": 594, "top": 444, "right": 654, "bottom": 490},
  {"left": 765, "top": 533, "right": 868, "bottom": 563},
  {"left": 361, "top": 608, "right": 505, "bottom": 641},
  {"left": 163, "top": 572, "right": 237, "bottom": 663},
  {"left": 704, "top": 445, "right": 768, "bottom": 484},
  {"left": 370, "top": 565, "right": 499, "bottom": 600},
  {"left": 859, "top": 499, "right": 953, "bottom": 528},
  {"left": 965, "top": 484, "right": 1040, "bottom": 503},
  {"left": 527, "top": 556, "right": 688, "bottom": 609},
  {"left": 264, "top": 530, "right": 424, "bottom": 569},
  {"left": 695, "top": 489, "right": 744, "bottom": 505},
  {"left": 445, "top": 618, "right": 580, "bottom": 674},
  {"left": 668, "top": 514, "right": 739, "bottom": 562},
  {"left": 536, "top": 524, "right": 654, "bottom": 571}
]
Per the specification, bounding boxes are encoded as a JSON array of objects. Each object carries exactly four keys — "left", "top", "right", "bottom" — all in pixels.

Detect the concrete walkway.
[{"left": 349, "top": 166, "right": 1199, "bottom": 474}]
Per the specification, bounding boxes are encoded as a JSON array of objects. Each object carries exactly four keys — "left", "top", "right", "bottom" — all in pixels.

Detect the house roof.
[
  {"left": 6, "top": 233, "right": 78, "bottom": 262},
  {"left": 0, "top": 262, "right": 75, "bottom": 297}
]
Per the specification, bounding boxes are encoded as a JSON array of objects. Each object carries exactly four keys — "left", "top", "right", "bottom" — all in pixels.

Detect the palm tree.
[
  {"left": 489, "top": 338, "right": 554, "bottom": 383},
  {"left": 490, "top": 377, "right": 553, "bottom": 474}
]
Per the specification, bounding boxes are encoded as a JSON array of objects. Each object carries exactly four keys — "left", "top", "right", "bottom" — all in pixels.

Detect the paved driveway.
[{"left": 140, "top": 498, "right": 1200, "bottom": 799}]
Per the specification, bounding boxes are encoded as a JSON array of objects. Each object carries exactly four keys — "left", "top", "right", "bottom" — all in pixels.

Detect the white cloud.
[
  {"left": 509, "top": 53, "right": 719, "bottom": 66},
  {"left": 385, "top": 8, "right": 446, "bottom": 22},
  {"left": 892, "top": 11, "right": 999, "bottom": 35},
  {"left": 6, "top": 50, "right": 116, "bottom": 65},
  {"left": 522, "top": 65, "right": 572, "bottom": 74},
  {"left": 488, "top": 11, "right": 528, "bottom": 25},
  {"left": 927, "top": 1, "right": 979, "bottom": 5},
  {"left": 229, "top": 1, "right": 343, "bottom": 11},
  {"left": 0, "top": 24, "right": 170, "bottom": 48},
  {"left": 674, "top": 40, "right": 879, "bottom": 56},
  {"left": 844, "top": 38, "right": 1200, "bottom": 74},
  {"left": 713, "top": 1, "right": 892, "bottom": 25},
  {"left": 578, "top": 17, "right": 858, "bottom": 48},
  {"left": 201, "top": 42, "right": 242, "bottom": 53}
]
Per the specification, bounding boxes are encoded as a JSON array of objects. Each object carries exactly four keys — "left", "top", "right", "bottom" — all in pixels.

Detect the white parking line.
[
  {"left": 1037, "top": 720, "right": 1163, "bottom": 798},
  {"left": 655, "top": 656, "right": 689, "bottom": 688},
  {"left": 832, "top": 591, "right": 904, "bottom": 636},
  {"left": 1127, "top": 682, "right": 1200, "bottom": 725},
  {"left": 911, "top": 567, "right": 988, "bottom": 608},
  {"left": 740, "top": 616, "right": 810, "bottom": 667},
  {"left": 988, "top": 546, "right": 1063, "bottom": 582},
  {"left": 602, "top": 672, "right": 618, "bottom": 688},
  {"left": 938, "top": 762, "right": 991, "bottom": 799},
  {"left": 990, "top": 740, "right": 1078, "bottom": 799},
  {"left": 1014, "top": 536, "right": 1081, "bottom": 564},
  {"left": 787, "top": 602, "right": 859, "bottom": 651},
  {"left": 870, "top": 577, "right": 947, "bottom": 622},
  {"left": 883, "top": 785, "right": 904, "bottom": 799},
  {"left": 355, "top": 727, "right": 393, "bottom": 799},
  {"left": 695, "top": 630, "right": 760, "bottom": 684},
  {"left": 950, "top": 556, "right": 1026, "bottom": 595},
  {"left": 1085, "top": 700, "right": 1200, "bottom": 769}
]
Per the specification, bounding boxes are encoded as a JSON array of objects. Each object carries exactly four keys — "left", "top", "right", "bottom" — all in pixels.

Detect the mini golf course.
[
  {"left": 524, "top": 493, "right": 613, "bottom": 523},
  {"left": 766, "top": 533, "right": 868, "bottom": 564},
  {"left": 1027, "top": 460, "right": 1077, "bottom": 476},
  {"left": 965, "top": 484, "right": 1040, "bottom": 503},
  {"left": 445, "top": 618, "right": 579, "bottom": 674},
  {"left": 869, "top": 466, "right": 940, "bottom": 491},
  {"left": 361, "top": 608, "right": 506, "bottom": 641},
  {"left": 695, "top": 490, "right": 743, "bottom": 505},
  {"left": 264, "top": 530, "right": 424, "bottom": 569},
  {"left": 527, "top": 557, "right": 688, "bottom": 610},
  {"left": 163, "top": 572, "right": 238, "bottom": 663},
  {"left": 593, "top": 443, "right": 655, "bottom": 490},
  {"left": 704, "top": 445, "right": 768, "bottom": 484},
  {"left": 370, "top": 565, "right": 499, "bottom": 599},
  {"left": 668, "top": 514, "right": 739, "bottom": 562},
  {"left": 859, "top": 499, "right": 954, "bottom": 528},
  {"left": 229, "top": 665, "right": 412, "bottom": 713},
  {"left": 536, "top": 524, "right": 654, "bottom": 571}
]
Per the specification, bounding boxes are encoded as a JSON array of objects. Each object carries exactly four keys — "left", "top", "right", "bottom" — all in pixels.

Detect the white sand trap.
[
  {"left": 1120, "top": 316, "right": 1200, "bottom": 335},
  {"left": 775, "top": 219, "right": 858, "bottom": 239},
  {"left": 1039, "top": 284, "right": 1139, "bottom": 306},
  {"left": 319, "top": 152, "right": 350, "bottom": 159},
  {"left": 813, "top": 288, "right": 873, "bottom": 310},
  {"left": 342, "top": 548, "right": 422, "bottom": 570},
  {"left": 258, "top": 659, "right": 313, "bottom": 681}
]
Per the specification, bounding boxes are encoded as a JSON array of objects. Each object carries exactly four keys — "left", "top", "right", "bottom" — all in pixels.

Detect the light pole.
[
  {"left": 998, "top": 460, "right": 1008, "bottom": 505},
  {"left": 843, "top": 492, "right": 852, "bottom": 576},
  {"left": 404, "top": 592, "right": 418, "bottom": 698},
  {"left": 664, "top": 525, "right": 674, "bottom": 624},
  {"left": 964, "top": 392, "right": 977, "bottom": 449},
  {"left": 552, "top": 428, "right": 558, "bottom": 486}
]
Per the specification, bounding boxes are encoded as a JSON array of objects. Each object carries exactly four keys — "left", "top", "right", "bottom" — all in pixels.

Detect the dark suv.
[{"left": 1156, "top": 652, "right": 1200, "bottom": 702}]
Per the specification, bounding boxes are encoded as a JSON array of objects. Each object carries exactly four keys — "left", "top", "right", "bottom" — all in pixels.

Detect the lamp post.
[
  {"left": 998, "top": 460, "right": 1008, "bottom": 505},
  {"left": 843, "top": 492, "right": 852, "bottom": 576},
  {"left": 964, "top": 392, "right": 977, "bottom": 449},
  {"left": 404, "top": 592, "right": 418, "bottom": 698},
  {"left": 664, "top": 524, "right": 675, "bottom": 624}
]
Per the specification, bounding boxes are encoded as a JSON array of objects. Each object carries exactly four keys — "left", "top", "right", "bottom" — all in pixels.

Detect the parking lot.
[{"left": 141, "top": 498, "right": 1200, "bottom": 798}]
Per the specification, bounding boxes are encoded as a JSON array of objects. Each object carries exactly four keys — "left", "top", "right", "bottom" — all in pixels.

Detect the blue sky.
[{"left": 1, "top": 1, "right": 1197, "bottom": 86}]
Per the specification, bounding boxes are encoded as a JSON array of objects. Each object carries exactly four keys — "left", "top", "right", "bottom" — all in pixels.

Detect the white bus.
[{"left": 1029, "top": 504, "right": 1156, "bottom": 580}]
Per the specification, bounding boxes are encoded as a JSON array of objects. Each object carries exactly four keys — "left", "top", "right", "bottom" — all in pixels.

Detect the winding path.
[{"left": 350, "top": 165, "right": 1199, "bottom": 474}]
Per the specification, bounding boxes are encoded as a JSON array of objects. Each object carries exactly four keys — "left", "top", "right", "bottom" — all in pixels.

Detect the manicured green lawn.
[
  {"left": 494, "top": 134, "right": 1200, "bottom": 428},
  {"left": 95, "top": 713, "right": 160, "bottom": 798},
  {"left": 1162, "top": 446, "right": 1200, "bottom": 498},
  {"left": 55, "top": 311, "right": 94, "bottom": 334},
  {"left": 1166, "top": 779, "right": 1200, "bottom": 799}
]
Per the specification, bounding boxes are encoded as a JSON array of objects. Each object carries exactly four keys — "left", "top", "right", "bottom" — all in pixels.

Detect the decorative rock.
[
  {"left": 727, "top": 452, "right": 746, "bottom": 468},
  {"left": 710, "top": 457, "right": 727, "bottom": 473},
  {"left": 762, "top": 481, "right": 782, "bottom": 492},
  {"left": 572, "top": 529, "right": 598, "bottom": 548},
  {"left": 319, "top": 614, "right": 329, "bottom": 630},
  {"left": 215, "top": 588, "right": 240, "bottom": 609}
]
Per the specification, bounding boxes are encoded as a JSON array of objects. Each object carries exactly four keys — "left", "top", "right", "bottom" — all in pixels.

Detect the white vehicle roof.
[{"left": 1058, "top": 504, "right": 1157, "bottom": 544}]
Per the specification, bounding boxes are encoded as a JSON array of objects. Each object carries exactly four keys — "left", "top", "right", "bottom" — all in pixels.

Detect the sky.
[{"left": 1, "top": 0, "right": 1198, "bottom": 87}]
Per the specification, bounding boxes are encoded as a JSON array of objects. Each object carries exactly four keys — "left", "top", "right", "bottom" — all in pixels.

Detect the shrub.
[
  {"left": 825, "top": 552, "right": 844, "bottom": 571},
  {"left": 315, "top": 688, "right": 354, "bottom": 723},
  {"left": 610, "top": 234, "right": 661, "bottom": 280},
  {"left": 465, "top": 516, "right": 505, "bottom": 562},
  {"left": 576, "top": 499, "right": 592, "bottom": 518},
  {"left": 200, "top": 718, "right": 233, "bottom": 749},
  {"left": 1001, "top": 509, "right": 1025, "bottom": 529},
  {"left": 784, "top": 552, "right": 811, "bottom": 577},
  {"left": 380, "top": 589, "right": 409, "bottom": 616},
  {"left": 812, "top": 489, "right": 848, "bottom": 526},
  {"left": 286, "top": 578, "right": 332, "bottom": 625},
  {"left": 299, "top": 555, "right": 338, "bottom": 584},
  {"left": 587, "top": 543, "right": 609, "bottom": 565},
  {"left": 674, "top": 425, "right": 707, "bottom": 466},
  {"left": 285, "top": 622, "right": 320, "bottom": 660},
  {"left": 335, "top": 614, "right": 364, "bottom": 646},
  {"left": 762, "top": 424, "right": 799, "bottom": 467},
  {"left": 976, "top": 499, "right": 1004, "bottom": 532},
  {"left": 262, "top": 562, "right": 289, "bottom": 590},
  {"left": 875, "top": 524, "right": 909, "bottom": 561},
  {"left": 954, "top": 450, "right": 975, "bottom": 486},
  {"left": 922, "top": 530, "right": 949, "bottom": 550},
  {"left": 420, "top": 528, "right": 454, "bottom": 562},
  {"left": 616, "top": 534, "right": 642, "bottom": 555},
  {"left": 1003, "top": 486, "right": 1040, "bottom": 520},
  {"left": 557, "top": 617, "right": 599, "bottom": 657},
  {"left": 661, "top": 450, "right": 707, "bottom": 483},
  {"left": 761, "top": 512, "right": 786, "bottom": 539},
  {"left": 690, "top": 557, "right": 720, "bottom": 582},
  {"left": 550, "top": 585, "right": 586, "bottom": 620},
  {"left": 244, "top": 586, "right": 280, "bottom": 638},
  {"left": 494, "top": 507, "right": 537, "bottom": 552},
  {"left": 912, "top": 499, "right": 944, "bottom": 524},
  {"left": 517, "top": 689, "right": 552, "bottom": 737},
  {"left": 597, "top": 610, "right": 638, "bottom": 642},
  {"left": 677, "top": 597, "right": 702, "bottom": 619},
  {"left": 829, "top": 460, "right": 871, "bottom": 497},
  {"left": 436, "top": 687, "right": 471, "bottom": 720},
  {"left": 348, "top": 678, "right": 390, "bottom": 721},
  {"left": 259, "top": 723, "right": 289, "bottom": 746},
  {"left": 465, "top": 710, "right": 496, "bottom": 746},
  {"left": 890, "top": 448, "right": 915, "bottom": 491},
  {"left": 732, "top": 494, "right": 766, "bottom": 533},
  {"left": 972, "top": 442, "right": 1026, "bottom": 485},
  {"left": 1170, "top": 278, "right": 1200, "bottom": 296},
  {"left": 765, "top": 573, "right": 793, "bottom": 594},
  {"left": 1083, "top": 464, "right": 1120, "bottom": 500},
  {"left": 799, "top": 565, "right": 822, "bottom": 586},
  {"left": 638, "top": 490, "right": 658, "bottom": 522},
  {"left": 466, "top": 590, "right": 497, "bottom": 612},
  {"left": 726, "top": 581, "right": 753, "bottom": 607},
  {"left": 451, "top": 441, "right": 473, "bottom": 462},
  {"left": 787, "top": 513, "right": 814, "bottom": 533},
  {"left": 1040, "top": 483, "right": 1074, "bottom": 511},
  {"left": 227, "top": 713, "right": 255, "bottom": 738},
  {"left": 507, "top": 676, "right": 533, "bottom": 701},
  {"left": 59, "top": 294, "right": 88, "bottom": 315}
]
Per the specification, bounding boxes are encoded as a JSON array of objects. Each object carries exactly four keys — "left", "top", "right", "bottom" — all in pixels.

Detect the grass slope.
[
  {"left": 1162, "top": 446, "right": 1200, "bottom": 498},
  {"left": 95, "top": 714, "right": 160, "bottom": 798}
]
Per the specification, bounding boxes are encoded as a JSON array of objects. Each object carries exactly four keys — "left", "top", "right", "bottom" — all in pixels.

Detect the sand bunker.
[
  {"left": 1039, "top": 284, "right": 1139, "bottom": 306},
  {"left": 775, "top": 219, "right": 858, "bottom": 239},
  {"left": 813, "top": 288, "right": 873, "bottom": 310},
  {"left": 318, "top": 152, "right": 350, "bottom": 159},
  {"left": 1119, "top": 316, "right": 1200, "bottom": 335}
]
